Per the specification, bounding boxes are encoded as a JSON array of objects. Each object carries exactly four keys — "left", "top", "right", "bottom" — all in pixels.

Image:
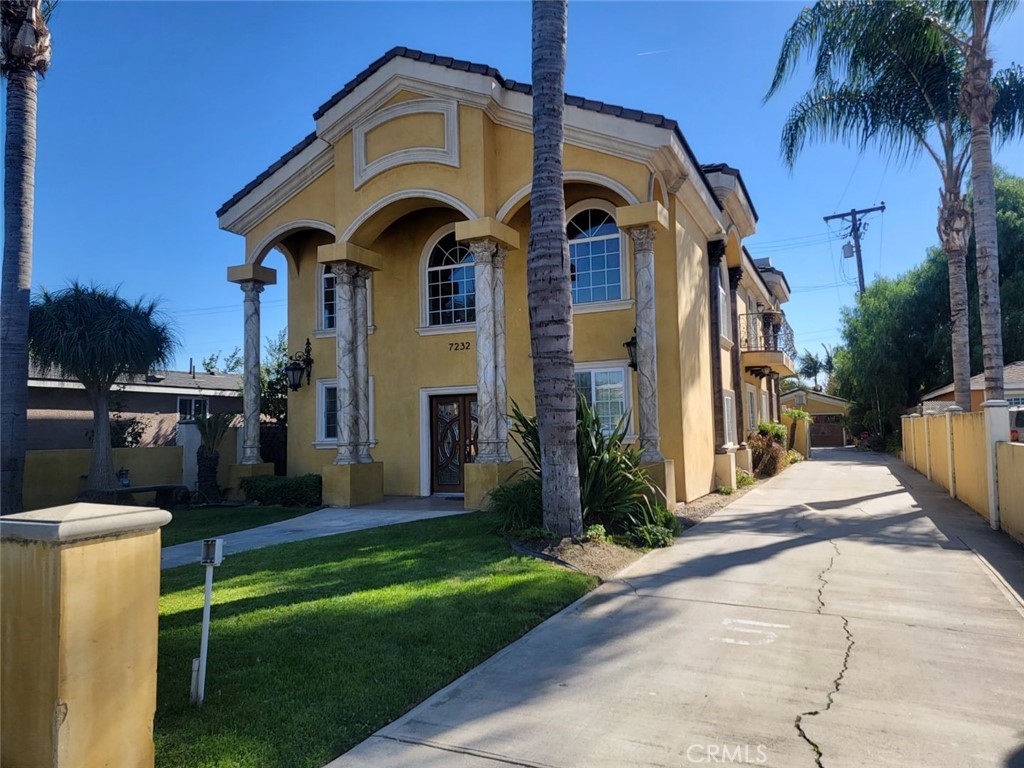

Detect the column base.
[
  {"left": 226, "top": 463, "right": 275, "bottom": 501},
  {"left": 641, "top": 459, "right": 676, "bottom": 507},
  {"left": 322, "top": 462, "right": 384, "bottom": 508},
  {"left": 713, "top": 450, "right": 737, "bottom": 490},
  {"left": 735, "top": 446, "right": 753, "bottom": 475},
  {"left": 464, "top": 460, "right": 524, "bottom": 511}
]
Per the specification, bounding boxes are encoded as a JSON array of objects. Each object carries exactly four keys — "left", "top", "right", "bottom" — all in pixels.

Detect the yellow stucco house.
[{"left": 217, "top": 48, "right": 796, "bottom": 507}]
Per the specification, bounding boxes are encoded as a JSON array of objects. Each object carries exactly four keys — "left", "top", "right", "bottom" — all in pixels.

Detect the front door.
[{"left": 430, "top": 395, "right": 478, "bottom": 494}]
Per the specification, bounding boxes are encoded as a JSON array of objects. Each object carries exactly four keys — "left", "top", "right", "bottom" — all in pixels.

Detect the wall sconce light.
[
  {"left": 623, "top": 332, "right": 638, "bottom": 371},
  {"left": 285, "top": 338, "right": 314, "bottom": 391}
]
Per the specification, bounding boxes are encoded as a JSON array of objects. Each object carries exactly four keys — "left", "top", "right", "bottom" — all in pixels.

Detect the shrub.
[
  {"left": 513, "top": 525, "right": 560, "bottom": 542},
  {"left": 239, "top": 474, "right": 322, "bottom": 507},
  {"left": 867, "top": 433, "right": 888, "bottom": 452},
  {"left": 583, "top": 524, "right": 610, "bottom": 543},
  {"left": 786, "top": 449, "right": 804, "bottom": 464},
  {"left": 507, "top": 396, "right": 661, "bottom": 535},
  {"left": 748, "top": 433, "right": 787, "bottom": 477},
  {"left": 629, "top": 524, "right": 674, "bottom": 549},
  {"left": 650, "top": 503, "right": 677, "bottom": 531},
  {"left": 736, "top": 469, "right": 755, "bottom": 488},
  {"left": 757, "top": 421, "right": 788, "bottom": 444},
  {"left": 716, "top": 485, "right": 734, "bottom": 495},
  {"left": 488, "top": 475, "right": 543, "bottom": 533}
]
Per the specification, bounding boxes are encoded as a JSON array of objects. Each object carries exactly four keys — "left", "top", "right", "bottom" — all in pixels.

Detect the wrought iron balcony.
[{"left": 738, "top": 312, "right": 797, "bottom": 377}]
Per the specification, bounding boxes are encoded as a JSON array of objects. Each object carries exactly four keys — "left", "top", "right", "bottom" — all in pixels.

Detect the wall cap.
[
  {"left": 0, "top": 503, "right": 171, "bottom": 545},
  {"left": 982, "top": 400, "right": 1010, "bottom": 408}
]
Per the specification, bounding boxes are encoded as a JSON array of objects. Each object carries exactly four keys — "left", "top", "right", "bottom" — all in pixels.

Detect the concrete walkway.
[
  {"left": 161, "top": 496, "right": 468, "bottom": 569},
  {"left": 327, "top": 449, "right": 1024, "bottom": 768}
]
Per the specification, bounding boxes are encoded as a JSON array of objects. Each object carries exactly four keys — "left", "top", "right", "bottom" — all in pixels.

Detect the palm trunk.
[
  {"left": 964, "top": 1, "right": 1004, "bottom": 400},
  {"left": 938, "top": 185, "right": 973, "bottom": 411},
  {"left": 1, "top": 68, "right": 37, "bottom": 515},
  {"left": 528, "top": 0, "right": 582, "bottom": 538},
  {"left": 87, "top": 389, "right": 119, "bottom": 490}
]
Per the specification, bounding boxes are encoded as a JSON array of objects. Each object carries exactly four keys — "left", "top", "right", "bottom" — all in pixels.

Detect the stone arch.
[
  {"left": 247, "top": 219, "right": 337, "bottom": 267},
  {"left": 341, "top": 189, "right": 479, "bottom": 247},
  {"left": 495, "top": 171, "right": 641, "bottom": 224}
]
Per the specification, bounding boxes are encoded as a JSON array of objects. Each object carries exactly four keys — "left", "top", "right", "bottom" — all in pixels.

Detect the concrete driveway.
[{"left": 327, "top": 449, "right": 1024, "bottom": 768}]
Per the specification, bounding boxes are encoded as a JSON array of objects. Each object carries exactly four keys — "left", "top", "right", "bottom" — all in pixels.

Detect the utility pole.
[{"left": 823, "top": 203, "right": 886, "bottom": 294}]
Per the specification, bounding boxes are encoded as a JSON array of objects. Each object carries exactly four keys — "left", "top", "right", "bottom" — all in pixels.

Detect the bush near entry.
[{"left": 239, "top": 474, "right": 322, "bottom": 507}]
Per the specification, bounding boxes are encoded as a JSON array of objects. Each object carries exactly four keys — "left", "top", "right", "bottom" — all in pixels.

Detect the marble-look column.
[
  {"left": 707, "top": 240, "right": 727, "bottom": 451},
  {"left": 240, "top": 280, "right": 264, "bottom": 464},
  {"left": 493, "top": 246, "right": 511, "bottom": 462},
  {"left": 353, "top": 267, "right": 372, "bottom": 463},
  {"left": 728, "top": 267, "right": 746, "bottom": 445},
  {"left": 470, "top": 239, "right": 498, "bottom": 462},
  {"left": 627, "top": 225, "right": 664, "bottom": 463},
  {"left": 332, "top": 262, "right": 359, "bottom": 464}
]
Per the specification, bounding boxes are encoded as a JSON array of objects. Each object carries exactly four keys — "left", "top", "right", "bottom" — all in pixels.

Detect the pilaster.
[
  {"left": 707, "top": 239, "right": 727, "bottom": 451},
  {"left": 627, "top": 224, "right": 664, "bottom": 463}
]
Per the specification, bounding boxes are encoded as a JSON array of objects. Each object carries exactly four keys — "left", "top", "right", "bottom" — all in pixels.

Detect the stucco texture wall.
[
  {"left": 951, "top": 412, "right": 988, "bottom": 519},
  {"left": 246, "top": 101, "right": 723, "bottom": 503},
  {"left": 996, "top": 442, "right": 1024, "bottom": 545}
]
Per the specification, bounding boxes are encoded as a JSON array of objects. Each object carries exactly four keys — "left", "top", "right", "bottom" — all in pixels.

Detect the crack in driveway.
[{"left": 794, "top": 535, "right": 855, "bottom": 768}]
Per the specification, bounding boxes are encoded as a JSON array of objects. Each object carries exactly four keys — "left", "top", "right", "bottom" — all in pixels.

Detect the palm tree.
[
  {"left": 766, "top": 1, "right": 1024, "bottom": 412},
  {"left": 1, "top": 0, "right": 53, "bottom": 515},
  {"left": 527, "top": 0, "right": 582, "bottom": 538},
  {"left": 798, "top": 349, "right": 823, "bottom": 389},
  {"left": 29, "top": 284, "right": 178, "bottom": 490},
  {"left": 929, "top": 0, "right": 1019, "bottom": 400},
  {"left": 194, "top": 412, "right": 235, "bottom": 503},
  {"left": 821, "top": 343, "right": 836, "bottom": 388}
]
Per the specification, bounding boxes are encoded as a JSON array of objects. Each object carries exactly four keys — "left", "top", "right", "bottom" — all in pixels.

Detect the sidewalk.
[
  {"left": 326, "top": 449, "right": 1024, "bottom": 768},
  {"left": 161, "top": 496, "right": 468, "bottom": 569}
]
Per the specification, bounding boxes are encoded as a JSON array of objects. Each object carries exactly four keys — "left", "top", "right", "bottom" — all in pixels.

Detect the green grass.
[
  {"left": 155, "top": 512, "right": 595, "bottom": 768},
  {"left": 161, "top": 506, "right": 313, "bottom": 547}
]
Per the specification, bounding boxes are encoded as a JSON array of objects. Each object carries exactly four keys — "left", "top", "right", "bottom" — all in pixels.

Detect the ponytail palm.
[
  {"left": 29, "top": 283, "right": 178, "bottom": 490},
  {"left": 766, "top": 0, "right": 1024, "bottom": 411}
]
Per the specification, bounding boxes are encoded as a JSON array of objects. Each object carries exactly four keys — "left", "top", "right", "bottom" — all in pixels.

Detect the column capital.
[
  {"left": 728, "top": 266, "right": 743, "bottom": 291},
  {"left": 228, "top": 263, "right": 277, "bottom": 286},
  {"left": 468, "top": 238, "right": 497, "bottom": 264},
  {"left": 330, "top": 261, "right": 358, "bottom": 283},
  {"left": 455, "top": 218, "right": 520, "bottom": 251},
  {"left": 494, "top": 244, "right": 508, "bottom": 270},
  {"left": 707, "top": 239, "right": 726, "bottom": 266},
  {"left": 626, "top": 224, "right": 656, "bottom": 253},
  {"left": 239, "top": 279, "right": 265, "bottom": 299}
]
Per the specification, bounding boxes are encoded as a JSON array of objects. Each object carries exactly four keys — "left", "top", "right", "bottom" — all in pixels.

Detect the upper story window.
[
  {"left": 719, "top": 263, "right": 733, "bottom": 342},
  {"left": 178, "top": 397, "right": 208, "bottom": 421},
  {"left": 426, "top": 231, "right": 475, "bottom": 327},
  {"left": 567, "top": 206, "right": 623, "bottom": 305}
]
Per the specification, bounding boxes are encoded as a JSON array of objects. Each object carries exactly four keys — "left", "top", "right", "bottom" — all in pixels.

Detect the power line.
[{"left": 823, "top": 203, "right": 887, "bottom": 294}]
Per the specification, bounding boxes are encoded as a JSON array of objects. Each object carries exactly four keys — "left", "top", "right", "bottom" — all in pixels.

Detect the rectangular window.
[
  {"left": 570, "top": 237, "right": 623, "bottom": 305},
  {"left": 574, "top": 366, "right": 628, "bottom": 434},
  {"left": 761, "top": 391, "right": 769, "bottom": 423},
  {"left": 323, "top": 270, "right": 336, "bottom": 330},
  {"left": 747, "top": 388, "right": 757, "bottom": 433},
  {"left": 316, "top": 377, "right": 375, "bottom": 446},
  {"left": 724, "top": 391, "right": 736, "bottom": 445},
  {"left": 719, "top": 270, "right": 733, "bottom": 342},
  {"left": 1008, "top": 397, "right": 1024, "bottom": 406},
  {"left": 177, "top": 397, "right": 208, "bottom": 421}
]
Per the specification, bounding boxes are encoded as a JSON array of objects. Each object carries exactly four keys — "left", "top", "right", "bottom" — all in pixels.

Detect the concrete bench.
[{"left": 78, "top": 484, "right": 190, "bottom": 510}]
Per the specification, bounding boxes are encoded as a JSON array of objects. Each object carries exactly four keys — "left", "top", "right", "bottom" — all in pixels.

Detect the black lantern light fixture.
[
  {"left": 623, "top": 331, "right": 638, "bottom": 371},
  {"left": 285, "top": 338, "right": 314, "bottom": 391}
]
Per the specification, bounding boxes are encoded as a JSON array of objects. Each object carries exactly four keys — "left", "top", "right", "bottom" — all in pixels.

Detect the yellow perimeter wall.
[
  {"left": 997, "top": 442, "right": 1024, "bottom": 545},
  {"left": 23, "top": 447, "right": 183, "bottom": 511},
  {"left": 951, "top": 412, "right": 989, "bottom": 520}
]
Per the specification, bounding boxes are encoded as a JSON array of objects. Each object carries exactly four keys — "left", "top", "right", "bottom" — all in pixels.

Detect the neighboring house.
[
  {"left": 920, "top": 360, "right": 1024, "bottom": 412},
  {"left": 216, "top": 47, "right": 796, "bottom": 506},
  {"left": 28, "top": 366, "right": 243, "bottom": 450},
  {"left": 780, "top": 387, "right": 852, "bottom": 447}
]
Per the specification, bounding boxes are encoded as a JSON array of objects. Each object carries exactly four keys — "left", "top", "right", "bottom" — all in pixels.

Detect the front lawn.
[
  {"left": 155, "top": 512, "right": 595, "bottom": 768},
  {"left": 161, "top": 506, "right": 313, "bottom": 547}
]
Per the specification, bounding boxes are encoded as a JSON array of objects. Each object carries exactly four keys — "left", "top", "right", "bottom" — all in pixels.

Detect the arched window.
[
  {"left": 426, "top": 231, "right": 475, "bottom": 326},
  {"left": 567, "top": 207, "right": 623, "bottom": 305}
]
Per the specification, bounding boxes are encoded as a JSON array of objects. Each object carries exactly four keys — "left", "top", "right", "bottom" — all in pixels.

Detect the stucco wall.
[
  {"left": 926, "top": 415, "right": 952, "bottom": 492},
  {"left": 996, "top": 442, "right": 1024, "bottom": 546},
  {"left": 951, "top": 412, "right": 988, "bottom": 519},
  {"left": 23, "top": 446, "right": 184, "bottom": 511}
]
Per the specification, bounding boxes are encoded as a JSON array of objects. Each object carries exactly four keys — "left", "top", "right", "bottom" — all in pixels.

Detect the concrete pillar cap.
[{"left": 0, "top": 503, "right": 171, "bottom": 544}]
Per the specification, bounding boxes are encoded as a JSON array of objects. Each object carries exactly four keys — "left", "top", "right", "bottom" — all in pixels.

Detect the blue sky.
[{"left": 16, "top": 1, "right": 1024, "bottom": 370}]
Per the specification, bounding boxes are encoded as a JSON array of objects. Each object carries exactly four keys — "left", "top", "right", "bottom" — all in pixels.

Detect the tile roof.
[{"left": 217, "top": 46, "right": 723, "bottom": 219}]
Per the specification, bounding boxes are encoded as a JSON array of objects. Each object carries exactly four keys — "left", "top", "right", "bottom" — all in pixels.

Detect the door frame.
[{"left": 419, "top": 385, "right": 476, "bottom": 496}]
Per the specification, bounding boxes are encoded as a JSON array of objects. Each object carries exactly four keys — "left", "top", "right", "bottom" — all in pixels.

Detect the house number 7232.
[{"left": 449, "top": 342, "right": 471, "bottom": 351}]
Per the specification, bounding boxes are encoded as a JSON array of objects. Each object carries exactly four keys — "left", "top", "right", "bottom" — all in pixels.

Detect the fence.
[{"left": 901, "top": 402, "right": 1022, "bottom": 546}]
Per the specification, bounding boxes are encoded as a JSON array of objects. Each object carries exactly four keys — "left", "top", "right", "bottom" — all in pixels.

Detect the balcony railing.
[{"left": 738, "top": 312, "right": 797, "bottom": 359}]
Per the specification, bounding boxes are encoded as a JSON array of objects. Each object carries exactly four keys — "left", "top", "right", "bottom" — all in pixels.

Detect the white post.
[
  {"left": 946, "top": 405, "right": 962, "bottom": 499},
  {"left": 195, "top": 562, "right": 214, "bottom": 706},
  {"left": 983, "top": 400, "right": 1010, "bottom": 531}
]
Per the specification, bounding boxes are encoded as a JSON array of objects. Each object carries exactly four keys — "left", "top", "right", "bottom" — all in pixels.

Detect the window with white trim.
[
  {"left": 318, "top": 266, "right": 373, "bottom": 333},
  {"left": 315, "top": 377, "right": 375, "bottom": 447},
  {"left": 178, "top": 397, "right": 208, "bottom": 421},
  {"left": 574, "top": 365, "right": 630, "bottom": 434},
  {"left": 567, "top": 207, "right": 623, "bottom": 305},
  {"left": 761, "top": 391, "right": 770, "bottom": 423},
  {"left": 719, "top": 264, "right": 732, "bottom": 342},
  {"left": 1008, "top": 396, "right": 1024, "bottom": 406},
  {"left": 426, "top": 231, "right": 475, "bottom": 327},
  {"left": 747, "top": 387, "right": 757, "bottom": 433},
  {"left": 724, "top": 391, "right": 736, "bottom": 445}
]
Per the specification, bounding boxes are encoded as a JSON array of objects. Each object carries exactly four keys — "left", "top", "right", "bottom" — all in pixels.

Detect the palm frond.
[{"left": 992, "top": 64, "right": 1024, "bottom": 144}]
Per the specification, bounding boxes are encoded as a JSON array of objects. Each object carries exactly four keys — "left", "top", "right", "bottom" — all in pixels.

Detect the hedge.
[{"left": 239, "top": 474, "right": 322, "bottom": 507}]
